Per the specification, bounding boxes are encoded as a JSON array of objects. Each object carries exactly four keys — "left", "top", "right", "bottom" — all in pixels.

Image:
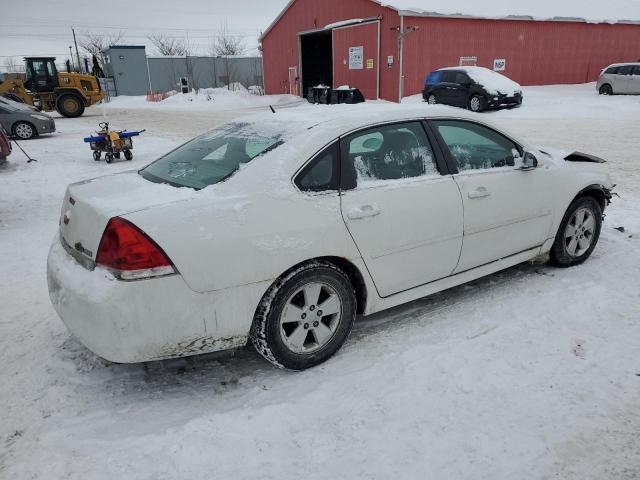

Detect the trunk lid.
[{"left": 59, "top": 171, "right": 194, "bottom": 262}]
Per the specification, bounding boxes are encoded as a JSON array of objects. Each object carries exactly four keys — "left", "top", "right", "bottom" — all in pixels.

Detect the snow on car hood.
[{"left": 443, "top": 66, "right": 522, "bottom": 96}]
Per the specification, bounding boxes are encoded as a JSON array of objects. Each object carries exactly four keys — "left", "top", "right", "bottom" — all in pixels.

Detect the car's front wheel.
[
  {"left": 13, "top": 121, "right": 36, "bottom": 140},
  {"left": 251, "top": 261, "right": 356, "bottom": 370},
  {"left": 550, "top": 196, "right": 602, "bottom": 267},
  {"left": 469, "top": 95, "right": 485, "bottom": 112},
  {"left": 599, "top": 84, "right": 613, "bottom": 95}
]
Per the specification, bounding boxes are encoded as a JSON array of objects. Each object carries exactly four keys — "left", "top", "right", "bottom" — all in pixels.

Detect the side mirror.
[{"left": 519, "top": 152, "right": 538, "bottom": 171}]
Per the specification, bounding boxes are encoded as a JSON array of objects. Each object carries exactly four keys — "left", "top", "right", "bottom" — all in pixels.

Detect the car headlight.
[{"left": 32, "top": 114, "right": 50, "bottom": 121}]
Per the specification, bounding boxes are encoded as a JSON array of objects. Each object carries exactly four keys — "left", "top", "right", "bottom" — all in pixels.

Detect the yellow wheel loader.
[{"left": 0, "top": 57, "right": 105, "bottom": 118}]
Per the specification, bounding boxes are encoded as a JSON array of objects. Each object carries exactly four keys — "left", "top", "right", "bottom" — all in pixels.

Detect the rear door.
[
  {"left": 430, "top": 119, "right": 555, "bottom": 272},
  {"left": 339, "top": 121, "right": 463, "bottom": 297}
]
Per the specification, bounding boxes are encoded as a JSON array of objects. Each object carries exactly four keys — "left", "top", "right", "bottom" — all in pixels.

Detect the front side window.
[
  {"left": 605, "top": 66, "right": 620, "bottom": 75},
  {"left": 433, "top": 120, "right": 520, "bottom": 172},
  {"left": 295, "top": 142, "right": 338, "bottom": 192},
  {"left": 140, "top": 122, "right": 285, "bottom": 189},
  {"left": 343, "top": 122, "right": 439, "bottom": 187},
  {"left": 632, "top": 65, "right": 640, "bottom": 76}
]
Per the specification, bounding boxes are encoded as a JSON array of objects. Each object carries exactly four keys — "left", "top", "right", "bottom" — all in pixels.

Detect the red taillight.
[{"left": 96, "top": 217, "right": 175, "bottom": 280}]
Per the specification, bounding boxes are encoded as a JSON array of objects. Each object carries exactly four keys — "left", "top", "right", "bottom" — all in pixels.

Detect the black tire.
[
  {"left": 56, "top": 94, "right": 85, "bottom": 118},
  {"left": 105, "top": 153, "right": 113, "bottom": 164},
  {"left": 12, "top": 121, "right": 36, "bottom": 140},
  {"left": 469, "top": 94, "right": 485, "bottom": 112},
  {"left": 251, "top": 261, "right": 356, "bottom": 370},
  {"left": 124, "top": 150, "right": 133, "bottom": 161},
  {"left": 550, "top": 196, "right": 602, "bottom": 268},
  {"left": 93, "top": 151, "right": 101, "bottom": 161},
  {"left": 599, "top": 84, "right": 613, "bottom": 95}
]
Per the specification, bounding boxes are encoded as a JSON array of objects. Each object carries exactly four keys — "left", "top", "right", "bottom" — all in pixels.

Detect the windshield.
[{"left": 140, "top": 122, "right": 285, "bottom": 189}]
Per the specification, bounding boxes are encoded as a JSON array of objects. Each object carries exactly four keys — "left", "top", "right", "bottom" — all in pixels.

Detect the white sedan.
[{"left": 47, "top": 105, "right": 613, "bottom": 370}]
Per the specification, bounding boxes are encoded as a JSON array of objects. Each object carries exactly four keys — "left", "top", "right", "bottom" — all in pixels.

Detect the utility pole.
[
  {"left": 71, "top": 27, "right": 82, "bottom": 73},
  {"left": 68, "top": 46, "right": 74, "bottom": 71},
  {"left": 393, "top": 21, "right": 419, "bottom": 102}
]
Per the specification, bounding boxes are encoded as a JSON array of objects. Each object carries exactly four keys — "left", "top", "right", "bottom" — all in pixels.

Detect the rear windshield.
[
  {"left": 140, "top": 122, "right": 285, "bottom": 189},
  {"left": 426, "top": 71, "right": 443, "bottom": 85}
]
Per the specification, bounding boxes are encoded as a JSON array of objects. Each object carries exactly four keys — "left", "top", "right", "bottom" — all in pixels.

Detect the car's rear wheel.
[
  {"left": 13, "top": 121, "right": 36, "bottom": 140},
  {"left": 599, "top": 84, "right": 613, "bottom": 95},
  {"left": 251, "top": 261, "right": 356, "bottom": 370},
  {"left": 550, "top": 196, "right": 602, "bottom": 267},
  {"left": 428, "top": 94, "right": 437, "bottom": 105},
  {"left": 469, "top": 95, "right": 485, "bottom": 112}
]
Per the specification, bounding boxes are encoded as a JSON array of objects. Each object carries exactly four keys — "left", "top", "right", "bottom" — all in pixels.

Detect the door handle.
[
  {"left": 347, "top": 204, "right": 381, "bottom": 220},
  {"left": 468, "top": 187, "right": 491, "bottom": 199}
]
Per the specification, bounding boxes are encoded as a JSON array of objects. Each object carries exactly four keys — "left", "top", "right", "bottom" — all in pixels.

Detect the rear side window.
[
  {"left": 433, "top": 120, "right": 521, "bottom": 172},
  {"left": 426, "top": 71, "right": 443, "bottom": 85},
  {"left": 455, "top": 73, "right": 471, "bottom": 85},
  {"left": 342, "top": 122, "right": 439, "bottom": 188},
  {"left": 441, "top": 71, "right": 458, "bottom": 83},
  {"left": 618, "top": 65, "right": 634, "bottom": 75},
  {"left": 295, "top": 142, "right": 339, "bottom": 192},
  {"left": 632, "top": 66, "right": 640, "bottom": 76}
]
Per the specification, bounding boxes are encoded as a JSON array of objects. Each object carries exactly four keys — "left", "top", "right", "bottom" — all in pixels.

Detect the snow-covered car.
[
  {"left": 597, "top": 63, "right": 640, "bottom": 95},
  {"left": 424, "top": 66, "right": 523, "bottom": 112},
  {"left": 47, "top": 106, "right": 613, "bottom": 370}
]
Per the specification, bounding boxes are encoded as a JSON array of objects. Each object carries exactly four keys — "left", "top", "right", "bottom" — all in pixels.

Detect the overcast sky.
[
  {"left": 0, "top": 0, "right": 289, "bottom": 66},
  {"left": 2, "top": 0, "right": 640, "bottom": 69}
]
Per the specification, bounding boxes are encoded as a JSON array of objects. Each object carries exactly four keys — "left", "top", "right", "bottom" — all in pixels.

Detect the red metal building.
[{"left": 260, "top": 0, "right": 640, "bottom": 102}]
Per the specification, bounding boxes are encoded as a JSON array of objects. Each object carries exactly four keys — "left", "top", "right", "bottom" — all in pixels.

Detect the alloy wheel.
[
  {"left": 15, "top": 123, "right": 34, "bottom": 139},
  {"left": 279, "top": 281, "right": 342, "bottom": 354},
  {"left": 564, "top": 207, "right": 596, "bottom": 257},
  {"left": 470, "top": 96, "right": 481, "bottom": 112}
]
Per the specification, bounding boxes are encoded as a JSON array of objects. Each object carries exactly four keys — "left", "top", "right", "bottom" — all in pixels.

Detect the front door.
[
  {"left": 340, "top": 121, "right": 463, "bottom": 297},
  {"left": 332, "top": 21, "right": 379, "bottom": 99},
  {"left": 438, "top": 70, "right": 468, "bottom": 107},
  {"left": 430, "top": 119, "right": 555, "bottom": 272}
]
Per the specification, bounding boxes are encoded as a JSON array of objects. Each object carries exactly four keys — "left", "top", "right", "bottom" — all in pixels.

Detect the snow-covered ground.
[{"left": 1, "top": 85, "right": 639, "bottom": 479}]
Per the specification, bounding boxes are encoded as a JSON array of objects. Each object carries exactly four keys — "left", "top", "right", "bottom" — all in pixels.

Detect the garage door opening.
[{"left": 300, "top": 30, "right": 333, "bottom": 98}]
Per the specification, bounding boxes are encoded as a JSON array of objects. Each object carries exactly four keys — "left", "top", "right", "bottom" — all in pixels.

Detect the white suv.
[{"left": 597, "top": 63, "right": 640, "bottom": 95}]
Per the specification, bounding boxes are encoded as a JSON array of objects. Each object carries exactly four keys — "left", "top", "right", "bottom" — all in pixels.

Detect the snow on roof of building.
[
  {"left": 261, "top": 0, "right": 640, "bottom": 40},
  {"left": 375, "top": 0, "right": 640, "bottom": 24}
]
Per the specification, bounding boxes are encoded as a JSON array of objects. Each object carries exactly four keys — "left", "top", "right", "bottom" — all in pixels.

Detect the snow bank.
[{"left": 102, "top": 87, "right": 303, "bottom": 112}]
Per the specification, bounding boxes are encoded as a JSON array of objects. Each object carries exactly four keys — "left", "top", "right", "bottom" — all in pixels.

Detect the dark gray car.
[{"left": 0, "top": 97, "right": 56, "bottom": 140}]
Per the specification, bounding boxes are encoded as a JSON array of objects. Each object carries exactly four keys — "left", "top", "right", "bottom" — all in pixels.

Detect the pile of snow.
[
  {"left": 102, "top": 87, "right": 302, "bottom": 112},
  {"left": 443, "top": 66, "right": 522, "bottom": 96},
  {"left": 377, "top": 0, "right": 640, "bottom": 23}
]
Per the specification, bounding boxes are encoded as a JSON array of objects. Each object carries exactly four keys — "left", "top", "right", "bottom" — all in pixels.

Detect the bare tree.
[
  {"left": 210, "top": 21, "right": 245, "bottom": 57},
  {"left": 209, "top": 22, "right": 245, "bottom": 90},
  {"left": 3, "top": 57, "right": 19, "bottom": 73},
  {"left": 148, "top": 33, "right": 190, "bottom": 56},
  {"left": 79, "top": 31, "right": 125, "bottom": 67}
]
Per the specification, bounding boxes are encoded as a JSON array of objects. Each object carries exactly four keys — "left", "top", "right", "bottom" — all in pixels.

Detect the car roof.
[{"left": 605, "top": 62, "right": 640, "bottom": 68}]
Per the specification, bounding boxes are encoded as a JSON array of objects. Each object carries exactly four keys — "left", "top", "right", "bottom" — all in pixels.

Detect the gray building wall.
[
  {"left": 103, "top": 45, "right": 263, "bottom": 96},
  {"left": 147, "top": 56, "right": 263, "bottom": 93},
  {"left": 103, "top": 46, "right": 149, "bottom": 96}
]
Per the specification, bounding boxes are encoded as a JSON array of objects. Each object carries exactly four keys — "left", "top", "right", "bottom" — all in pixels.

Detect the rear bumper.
[{"left": 46, "top": 236, "right": 255, "bottom": 363}]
